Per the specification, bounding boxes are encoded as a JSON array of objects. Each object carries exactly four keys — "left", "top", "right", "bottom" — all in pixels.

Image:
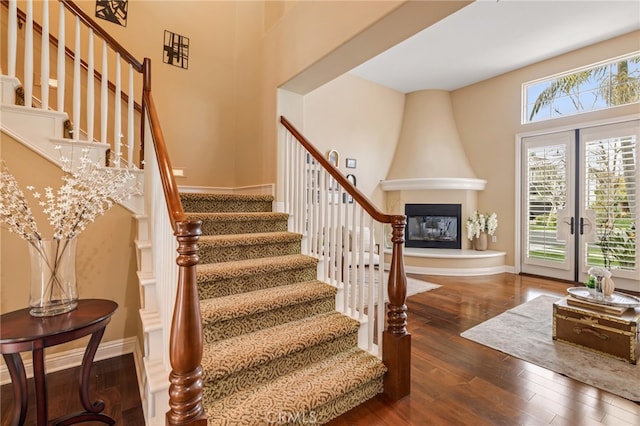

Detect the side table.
[{"left": 0, "top": 299, "right": 118, "bottom": 426}]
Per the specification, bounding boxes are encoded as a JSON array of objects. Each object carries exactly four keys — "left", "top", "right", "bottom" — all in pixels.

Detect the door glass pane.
[
  {"left": 584, "top": 135, "right": 637, "bottom": 271},
  {"left": 526, "top": 144, "right": 567, "bottom": 262}
]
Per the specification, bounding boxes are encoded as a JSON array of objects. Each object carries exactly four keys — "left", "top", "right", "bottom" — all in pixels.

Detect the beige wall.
[
  {"left": 0, "top": 134, "right": 140, "bottom": 353},
  {"left": 452, "top": 30, "right": 640, "bottom": 267},
  {"left": 295, "top": 30, "right": 640, "bottom": 269},
  {"left": 251, "top": 0, "right": 470, "bottom": 187},
  {"left": 302, "top": 73, "right": 404, "bottom": 208},
  {"left": 66, "top": 1, "right": 443, "bottom": 189}
]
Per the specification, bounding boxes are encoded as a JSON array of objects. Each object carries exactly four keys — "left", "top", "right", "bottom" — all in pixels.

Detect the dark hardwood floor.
[
  {"left": 329, "top": 273, "right": 640, "bottom": 426},
  {"left": 2, "top": 273, "right": 638, "bottom": 425},
  {"left": 0, "top": 352, "right": 145, "bottom": 425}
]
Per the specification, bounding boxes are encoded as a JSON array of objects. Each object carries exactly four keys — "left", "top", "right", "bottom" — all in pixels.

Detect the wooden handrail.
[
  {"left": 142, "top": 61, "right": 186, "bottom": 228},
  {"left": 60, "top": 0, "right": 143, "bottom": 72},
  {"left": 280, "top": 115, "right": 411, "bottom": 401},
  {"left": 142, "top": 59, "right": 206, "bottom": 426},
  {"left": 0, "top": 0, "right": 142, "bottom": 113},
  {"left": 280, "top": 116, "right": 405, "bottom": 226}
]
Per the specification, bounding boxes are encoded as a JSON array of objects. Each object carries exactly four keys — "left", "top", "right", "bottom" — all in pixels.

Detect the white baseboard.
[
  {"left": 0, "top": 336, "right": 140, "bottom": 386},
  {"left": 396, "top": 264, "right": 513, "bottom": 277}
]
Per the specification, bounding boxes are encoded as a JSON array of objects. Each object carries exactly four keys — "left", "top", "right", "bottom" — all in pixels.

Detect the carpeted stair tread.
[
  {"left": 197, "top": 254, "right": 317, "bottom": 282},
  {"left": 200, "top": 281, "right": 337, "bottom": 341},
  {"left": 204, "top": 347, "right": 386, "bottom": 426},
  {"left": 181, "top": 193, "right": 274, "bottom": 213},
  {"left": 200, "top": 280, "right": 336, "bottom": 325},
  {"left": 199, "top": 231, "right": 301, "bottom": 248},
  {"left": 202, "top": 311, "right": 359, "bottom": 381},
  {"left": 198, "top": 232, "right": 302, "bottom": 263},
  {"left": 186, "top": 211, "right": 288, "bottom": 235},
  {"left": 181, "top": 193, "right": 274, "bottom": 202},
  {"left": 185, "top": 211, "right": 286, "bottom": 222}
]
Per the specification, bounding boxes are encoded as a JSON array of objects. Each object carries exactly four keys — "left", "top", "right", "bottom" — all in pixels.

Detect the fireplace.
[{"left": 405, "top": 204, "right": 462, "bottom": 249}]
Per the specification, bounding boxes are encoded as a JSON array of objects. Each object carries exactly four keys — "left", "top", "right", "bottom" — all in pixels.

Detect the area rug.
[
  {"left": 461, "top": 295, "right": 640, "bottom": 402},
  {"left": 368, "top": 270, "right": 440, "bottom": 302}
]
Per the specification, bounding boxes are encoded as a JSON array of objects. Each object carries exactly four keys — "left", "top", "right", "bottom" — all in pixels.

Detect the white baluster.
[
  {"left": 377, "top": 222, "right": 385, "bottom": 356},
  {"left": 336, "top": 186, "right": 343, "bottom": 293},
  {"left": 56, "top": 2, "right": 65, "bottom": 113},
  {"left": 298, "top": 145, "right": 305, "bottom": 238},
  {"left": 40, "top": 0, "right": 49, "bottom": 110},
  {"left": 101, "top": 41, "right": 108, "bottom": 145},
  {"left": 366, "top": 216, "right": 376, "bottom": 351},
  {"left": 343, "top": 202, "right": 351, "bottom": 313},
  {"left": 284, "top": 134, "right": 290, "bottom": 216},
  {"left": 327, "top": 175, "right": 335, "bottom": 284},
  {"left": 72, "top": 17, "right": 81, "bottom": 140},
  {"left": 114, "top": 53, "right": 122, "bottom": 165},
  {"left": 350, "top": 203, "right": 357, "bottom": 314},
  {"left": 86, "top": 30, "right": 94, "bottom": 142},
  {"left": 24, "top": 0, "right": 33, "bottom": 107},
  {"left": 8, "top": 0, "right": 17, "bottom": 77},
  {"left": 294, "top": 144, "right": 301, "bottom": 234},
  {"left": 357, "top": 207, "right": 365, "bottom": 318},
  {"left": 128, "top": 66, "right": 135, "bottom": 167}
]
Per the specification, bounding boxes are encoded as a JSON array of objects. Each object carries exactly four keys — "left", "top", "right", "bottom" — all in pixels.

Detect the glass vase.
[
  {"left": 594, "top": 275, "right": 604, "bottom": 301},
  {"left": 28, "top": 237, "right": 79, "bottom": 317}
]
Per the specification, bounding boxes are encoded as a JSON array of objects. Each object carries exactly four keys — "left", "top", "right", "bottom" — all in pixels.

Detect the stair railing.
[
  {"left": 4, "top": 0, "right": 142, "bottom": 167},
  {"left": 280, "top": 116, "right": 411, "bottom": 400},
  {"left": 3, "top": 1, "right": 206, "bottom": 423}
]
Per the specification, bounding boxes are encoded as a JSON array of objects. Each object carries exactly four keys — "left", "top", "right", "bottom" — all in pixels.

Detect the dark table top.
[{"left": 0, "top": 299, "right": 118, "bottom": 345}]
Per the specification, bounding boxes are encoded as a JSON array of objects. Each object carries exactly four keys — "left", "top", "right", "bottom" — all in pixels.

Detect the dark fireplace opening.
[{"left": 405, "top": 204, "right": 462, "bottom": 249}]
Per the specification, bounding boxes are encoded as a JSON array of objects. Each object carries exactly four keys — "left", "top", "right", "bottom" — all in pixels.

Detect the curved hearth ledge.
[{"left": 384, "top": 248, "right": 507, "bottom": 276}]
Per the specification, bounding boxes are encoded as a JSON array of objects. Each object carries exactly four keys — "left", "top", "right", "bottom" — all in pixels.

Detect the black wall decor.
[
  {"left": 163, "top": 30, "right": 189, "bottom": 70},
  {"left": 95, "top": 0, "right": 128, "bottom": 27}
]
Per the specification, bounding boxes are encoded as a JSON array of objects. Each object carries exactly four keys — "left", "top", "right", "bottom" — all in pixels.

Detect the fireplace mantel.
[{"left": 380, "top": 177, "right": 486, "bottom": 191}]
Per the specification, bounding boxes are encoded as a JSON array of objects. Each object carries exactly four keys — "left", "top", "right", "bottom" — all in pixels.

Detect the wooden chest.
[{"left": 552, "top": 298, "right": 640, "bottom": 364}]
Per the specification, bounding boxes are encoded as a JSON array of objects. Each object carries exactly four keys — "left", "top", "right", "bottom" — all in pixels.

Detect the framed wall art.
[
  {"left": 163, "top": 30, "right": 189, "bottom": 70},
  {"left": 95, "top": 0, "right": 128, "bottom": 27}
]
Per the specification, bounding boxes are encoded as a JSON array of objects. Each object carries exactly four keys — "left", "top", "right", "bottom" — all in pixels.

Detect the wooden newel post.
[
  {"left": 383, "top": 216, "right": 411, "bottom": 401},
  {"left": 167, "top": 220, "right": 207, "bottom": 425}
]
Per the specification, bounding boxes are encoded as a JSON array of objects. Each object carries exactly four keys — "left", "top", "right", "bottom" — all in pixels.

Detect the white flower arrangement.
[
  {"left": 466, "top": 210, "right": 498, "bottom": 240},
  {"left": 587, "top": 266, "right": 612, "bottom": 279},
  {"left": 0, "top": 147, "right": 139, "bottom": 242},
  {"left": 1, "top": 147, "right": 140, "bottom": 314}
]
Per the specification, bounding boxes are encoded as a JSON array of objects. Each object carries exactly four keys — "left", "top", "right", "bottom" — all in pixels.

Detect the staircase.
[
  {"left": 3, "top": 3, "right": 412, "bottom": 424},
  {"left": 180, "top": 192, "right": 387, "bottom": 424}
]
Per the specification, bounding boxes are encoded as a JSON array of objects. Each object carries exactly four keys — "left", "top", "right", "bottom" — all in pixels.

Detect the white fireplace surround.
[{"left": 379, "top": 177, "right": 506, "bottom": 275}]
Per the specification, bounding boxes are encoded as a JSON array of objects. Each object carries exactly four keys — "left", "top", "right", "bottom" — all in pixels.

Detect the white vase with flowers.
[{"left": 466, "top": 210, "right": 498, "bottom": 251}]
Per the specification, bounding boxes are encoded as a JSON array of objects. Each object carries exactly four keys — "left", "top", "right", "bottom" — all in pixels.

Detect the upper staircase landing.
[{"left": 0, "top": 75, "right": 144, "bottom": 215}]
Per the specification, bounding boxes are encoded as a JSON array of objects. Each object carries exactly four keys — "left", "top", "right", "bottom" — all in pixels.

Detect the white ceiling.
[{"left": 349, "top": 0, "right": 640, "bottom": 93}]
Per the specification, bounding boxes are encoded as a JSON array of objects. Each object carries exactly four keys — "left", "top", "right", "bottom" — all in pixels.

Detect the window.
[{"left": 523, "top": 53, "right": 640, "bottom": 124}]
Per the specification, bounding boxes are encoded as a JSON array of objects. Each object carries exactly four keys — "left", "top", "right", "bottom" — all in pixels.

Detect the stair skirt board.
[{"left": 176, "top": 192, "right": 387, "bottom": 424}]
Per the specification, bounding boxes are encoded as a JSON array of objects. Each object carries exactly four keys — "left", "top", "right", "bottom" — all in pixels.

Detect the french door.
[{"left": 520, "top": 120, "right": 639, "bottom": 291}]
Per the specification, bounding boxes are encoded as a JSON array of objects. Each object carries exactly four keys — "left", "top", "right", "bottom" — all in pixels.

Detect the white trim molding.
[
  {"left": 178, "top": 184, "right": 275, "bottom": 196},
  {"left": 380, "top": 177, "right": 487, "bottom": 191}
]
